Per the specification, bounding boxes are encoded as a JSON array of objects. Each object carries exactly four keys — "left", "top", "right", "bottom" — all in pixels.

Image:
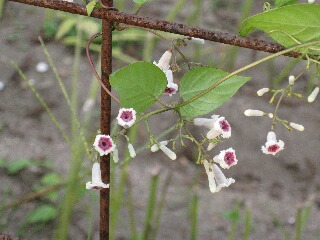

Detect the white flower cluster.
[
  {"left": 87, "top": 108, "right": 138, "bottom": 190},
  {"left": 194, "top": 115, "right": 237, "bottom": 193}
]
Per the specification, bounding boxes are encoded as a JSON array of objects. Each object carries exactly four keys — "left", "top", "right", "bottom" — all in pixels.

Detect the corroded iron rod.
[
  {"left": 9, "top": 0, "right": 301, "bottom": 58},
  {"left": 100, "top": 0, "right": 113, "bottom": 239}
]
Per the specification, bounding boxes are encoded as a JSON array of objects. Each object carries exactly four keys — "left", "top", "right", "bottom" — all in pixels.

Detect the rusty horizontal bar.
[{"left": 9, "top": 0, "right": 301, "bottom": 58}]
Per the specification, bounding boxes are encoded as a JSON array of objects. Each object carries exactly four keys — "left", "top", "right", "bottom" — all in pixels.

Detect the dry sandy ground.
[{"left": 1, "top": 1, "right": 320, "bottom": 239}]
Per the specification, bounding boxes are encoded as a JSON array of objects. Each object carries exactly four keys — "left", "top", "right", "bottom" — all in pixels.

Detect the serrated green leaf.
[
  {"left": 6, "top": 159, "right": 33, "bottom": 174},
  {"left": 25, "top": 205, "right": 57, "bottom": 224},
  {"left": 133, "top": 0, "right": 149, "bottom": 5},
  {"left": 110, "top": 62, "right": 167, "bottom": 112},
  {"left": 55, "top": 18, "right": 77, "bottom": 40},
  {"left": 240, "top": 4, "right": 320, "bottom": 54},
  {"left": 274, "top": 0, "right": 297, "bottom": 8},
  {"left": 179, "top": 67, "right": 250, "bottom": 117},
  {"left": 86, "top": 0, "right": 97, "bottom": 16}
]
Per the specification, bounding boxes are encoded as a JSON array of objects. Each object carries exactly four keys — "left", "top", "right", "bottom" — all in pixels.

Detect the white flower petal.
[
  {"left": 154, "top": 51, "right": 172, "bottom": 71},
  {"left": 213, "top": 164, "right": 235, "bottom": 191},
  {"left": 194, "top": 118, "right": 215, "bottom": 129}
]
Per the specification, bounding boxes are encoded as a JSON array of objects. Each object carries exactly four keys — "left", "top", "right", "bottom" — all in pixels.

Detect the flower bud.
[
  {"left": 189, "top": 37, "right": 205, "bottom": 44},
  {"left": 290, "top": 122, "right": 304, "bottom": 131},
  {"left": 268, "top": 113, "right": 274, "bottom": 118},
  {"left": 244, "top": 109, "right": 265, "bottom": 117},
  {"left": 113, "top": 148, "right": 119, "bottom": 163},
  {"left": 257, "top": 88, "right": 269, "bottom": 96},
  {"left": 128, "top": 144, "right": 136, "bottom": 158},
  {"left": 307, "top": 87, "right": 319, "bottom": 103},
  {"left": 288, "top": 75, "right": 295, "bottom": 85}
]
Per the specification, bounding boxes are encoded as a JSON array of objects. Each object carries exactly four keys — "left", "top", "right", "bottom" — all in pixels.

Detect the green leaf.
[
  {"left": 25, "top": 205, "right": 57, "bottom": 224},
  {"left": 240, "top": 4, "right": 320, "bottom": 54},
  {"left": 179, "top": 67, "right": 250, "bottom": 117},
  {"left": 110, "top": 62, "right": 167, "bottom": 112},
  {"left": 6, "top": 159, "right": 33, "bottom": 174},
  {"left": 86, "top": 0, "right": 97, "bottom": 16},
  {"left": 55, "top": 18, "right": 77, "bottom": 40},
  {"left": 133, "top": 0, "right": 149, "bottom": 5},
  {"left": 41, "top": 173, "right": 61, "bottom": 186},
  {"left": 274, "top": 0, "right": 297, "bottom": 8}
]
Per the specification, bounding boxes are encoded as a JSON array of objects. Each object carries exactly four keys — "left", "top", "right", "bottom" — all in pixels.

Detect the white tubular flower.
[
  {"left": 194, "top": 115, "right": 231, "bottom": 139},
  {"left": 151, "top": 141, "right": 176, "bottom": 160},
  {"left": 93, "top": 134, "right": 116, "bottom": 156},
  {"left": 113, "top": 148, "right": 119, "bottom": 163},
  {"left": 86, "top": 162, "right": 109, "bottom": 190},
  {"left": 289, "top": 122, "right": 304, "bottom": 131},
  {"left": 128, "top": 144, "right": 136, "bottom": 158},
  {"left": 308, "top": 0, "right": 315, "bottom": 3},
  {"left": 203, "top": 160, "right": 234, "bottom": 193},
  {"left": 244, "top": 109, "right": 265, "bottom": 117},
  {"left": 261, "top": 131, "right": 284, "bottom": 155},
  {"left": 151, "top": 141, "right": 168, "bottom": 152},
  {"left": 159, "top": 144, "right": 176, "bottom": 160},
  {"left": 213, "top": 147, "right": 238, "bottom": 169},
  {"left": 308, "top": 87, "right": 319, "bottom": 103},
  {"left": 116, "top": 108, "right": 137, "bottom": 128},
  {"left": 164, "top": 70, "right": 178, "bottom": 96},
  {"left": 207, "top": 142, "right": 217, "bottom": 151},
  {"left": 203, "top": 160, "right": 217, "bottom": 193},
  {"left": 257, "top": 88, "right": 270, "bottom": 96},
  {"left": 213, "top": 164, "right": 235, "bottom": 192},
  {"left": 153, "top": 50, "right": 172, "bottom": 71},
  {"left": 189, "top": 37, "right": 205, "bottom": 44},
  {"left": 288, "top": 75, "right": 295, "bottom": 85}
]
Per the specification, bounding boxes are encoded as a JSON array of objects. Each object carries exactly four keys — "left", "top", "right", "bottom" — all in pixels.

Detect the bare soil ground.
[{"left": 1, "top": 1, "right": 320, "bottom": 240}]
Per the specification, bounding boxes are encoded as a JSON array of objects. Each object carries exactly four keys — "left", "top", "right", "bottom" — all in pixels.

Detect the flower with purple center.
[
  {"left": 164, "top": 70, "right": 178, "bottom": 96},
  {"left": 86, "top": 162, "right": 109, "bottom": 190},
  {"left": 203, "top": 160, "right": 235, "bottom": 193},
  {"left": 194, "top": 115, "right": 231, "bottom": 140},
  {"left": 213, "top": 147, "right": 238, "bottom": 169},
  {"left": 116, "top": 108, "right": 137, "bottom": 128},
  {"left": 93, "top": 134, "right": 116, "bottom": 156},
  {"left": 261, "top": 131, "right": 284, "bottom": 155}
]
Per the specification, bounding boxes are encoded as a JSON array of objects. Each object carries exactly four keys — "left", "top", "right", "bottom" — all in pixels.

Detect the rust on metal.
[
  {"left": 100, "top": 0, "right": 113, "bottom": 239},
  {"left": 9, "top": 0, "right": 302, "bottom": 58}
]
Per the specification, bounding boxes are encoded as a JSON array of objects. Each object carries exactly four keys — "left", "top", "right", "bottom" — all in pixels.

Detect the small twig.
[{"left": 86, "top": 32, "right": 120, "bottom": 104}]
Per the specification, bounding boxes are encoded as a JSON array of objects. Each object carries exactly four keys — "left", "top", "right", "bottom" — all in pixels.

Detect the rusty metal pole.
[{"left": 100, "top": 1, "right": 113, "bottom": 239}]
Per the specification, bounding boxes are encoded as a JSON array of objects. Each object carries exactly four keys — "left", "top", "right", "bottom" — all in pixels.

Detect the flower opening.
[
  {"left": 116, "top": 108, "right": 137, "bottom": 128},
  {"left": 261, "top": 131, "right": 284, "bottom": 155},
  {"left": 93, "top": 134, "right": 116, "bottom": 156},
  {"left": 213, "top": 147, "right": 238, "bottom": 169}
]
